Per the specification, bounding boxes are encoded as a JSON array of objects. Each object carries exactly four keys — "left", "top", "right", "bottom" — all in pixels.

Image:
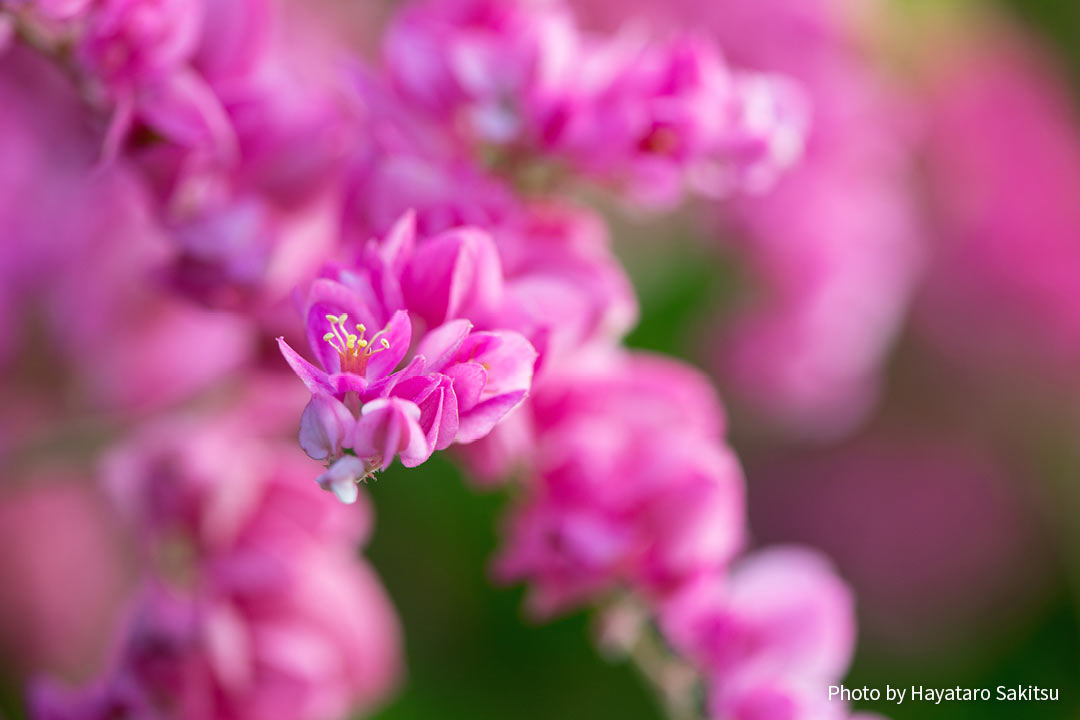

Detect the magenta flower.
[
  {"left": 383, "top": 0, "right": 578, "bottom": 147},
  {"left": 660, "top": 548, "right": 855, "bottom": 682},
  {"left": 658, "top": 548, "right": 856, "bottom": 720},
  {"left": 31, "top": 406, "right": 403, "bottom": 720},
  {"left": 278, "top": 214, "right": 537, "bottom": 499},
  {"left": 376, "top": 0, "right": 807, "bottom": 207},
  {"left": 77, "top": 0, "right": 203, "bottom": 87},
  {"left": 559, "top": 33, "right": 809, "bottom": 207},
  {"left": 492, "top": 203, "right": 638, "bottom": 373},
  {"left": 495, "top": 351, "right": 745, "bottom": 615}
]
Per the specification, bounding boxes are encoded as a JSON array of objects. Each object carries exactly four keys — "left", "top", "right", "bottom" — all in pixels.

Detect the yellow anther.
[{"left": 321, "top": 314, "right": 391, "bottom": 373}]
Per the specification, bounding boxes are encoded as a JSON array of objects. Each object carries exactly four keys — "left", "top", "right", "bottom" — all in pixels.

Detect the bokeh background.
[{"left": 3, "top": 0, "right": 1080, "bottom": 719}]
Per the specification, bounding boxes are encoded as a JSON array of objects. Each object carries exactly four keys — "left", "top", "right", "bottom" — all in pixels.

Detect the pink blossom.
[
  {"left": 376, "top": 0, "right": 807, "bottom": 207},
  {"left": 0, "top": 52, "right": 255, "bottom": 414},
  {"left": 278, "top": 214, "right": 537, "bottom": 497},
  {"left": 382, "top": 0, "right": 578, "bottom": 147},
  {"left": 558, "top": 32, "right": 809, "bottom": 207},
  {"left": 77, "top": 0, "right": 203, "bottom": 87},
  {"left": 495, "top": 351, "right": 745, "bottom": 615},
  {"left": 660, "top": 549, "right": 855, "bottom": 720},
  {"left": 31, "top": 407, "right": 402, "bottom": 720},
  {"left": 660, "top": 548, "right": 855, "bottom": 681},
  {"left": 572, "top": 0, "right": 921, "bottom": 435}
]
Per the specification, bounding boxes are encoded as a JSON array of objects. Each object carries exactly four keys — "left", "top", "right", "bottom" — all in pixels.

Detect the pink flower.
[
  {"left": 490, "top": 203, "right": 638, "bottom": 372},
  {"left": 660, "top": 548, "right": 855, "bottom": 682},
  {"left": 559, "top": 33, "right": 809, "bottom": 207},
  {"left": 660, "top": 548, "right": 855, "bottom": 720},
  {"left": 376, "top": 0, "right": 807, "bottom": 207},
  {"left": 278, "top": 214, "right": 537, "bottom": 497},
  {"left": 495, "top": 351, "right": 745, "bottom": 615},
  {"left": 0, "top": 55, "right": 255, "bottom": 414},
  {"left": 31, "top": 405, "right": 402, "bottom": 720},
  {"left": 382, "top": 0, "right": 578, "bottom": 147},
  {"left": 77, "top": 0, "right": 203, "bottom": 87}
]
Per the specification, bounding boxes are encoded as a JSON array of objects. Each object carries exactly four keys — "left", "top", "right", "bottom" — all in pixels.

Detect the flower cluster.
[
  {"left": 380, "top": 0, "right": 808, "bottom": 208},
  {"left": 1, "top": 1, "right": 898, "bottom": 719},
  {"left": 31, "top": 401, "right": 401, "bottom": 720},
  {"left": 2, "top": 0, "right": 354, "bottom": 307},
  {"left": 494, "top": 352, "right": 745, "bottom": 614}
]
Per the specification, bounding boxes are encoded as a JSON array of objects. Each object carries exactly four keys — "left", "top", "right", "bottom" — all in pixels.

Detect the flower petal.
[
  {"left": 366, "top": 310, "right": 412, "bottom": 379},
  {"left": 316, "top": 456, "right": 365, "bottom": 505},
  {"left": 277, "top": 337, "right": 332, "bottom": 394},
  {"left": 414, "top": 319, "right": 473, "bottom": 373},
  {"left": 298, "top": 394, "right": 354, "bottom": 461}
]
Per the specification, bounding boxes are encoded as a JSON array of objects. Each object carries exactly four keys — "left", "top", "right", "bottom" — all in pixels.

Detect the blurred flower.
[
  {"left": 77, "top": 0, "right": 203, "bottom": 88},
  {"left": 0, "top": 49, "right": 254, "bottom": 414},
  {"left": 383, "top": 0, "right": 578, "bottom": 148},
  {"left": 915, "top": 22, "right": 1080, "bottom": 387},
  {"left": 661, "top": 548, "right": 855, "bottom": 683},
  {"left": 495, "top": 350, "right": 745, "bottom": 615},
  {"left": 377, "top": 0, "right": 808, "bottom": 208},
  {"left": 555, "top": 31, "right": 808, "bottom": 207},
  {"left": 30, "top": 403, "right": 402, "bottom": 720},
  {"left": 707, "top": 0, "right": 922, "bottom": 437}
]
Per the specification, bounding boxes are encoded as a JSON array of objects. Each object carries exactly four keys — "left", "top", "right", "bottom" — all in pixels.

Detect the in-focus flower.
[{"left": 278, "top": 214, "right": 537, "bottom": 499}]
